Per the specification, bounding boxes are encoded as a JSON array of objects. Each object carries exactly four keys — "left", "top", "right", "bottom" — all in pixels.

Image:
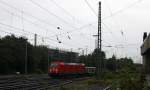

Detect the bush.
[
  {"left": 59, "top": 85, "right": 69, "bottom": 90},
  {"left": 87, "top": 79, "right": 111, "bottom": 87},
  {"left": 34, "top": 69, "right": 44, "bottom": 74}
]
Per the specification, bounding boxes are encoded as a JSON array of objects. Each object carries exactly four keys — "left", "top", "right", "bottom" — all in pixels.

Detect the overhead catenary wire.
[
  {"left": 0, "top": 0, "right": 106, "bottom": 55},
  {"left": 0, "top": 0, "right": 143, "bottom": 56},
  {"left": 84, "top": 0, "right": 120, "bottom": 46},
  {"left": 29, "top": 0, "right": 85, "bottom": 41},
  {"left": 29, "top": 0, "right": 78, "bottom": 30},
  {"left": 0, "top": 21, "right": 83, "bottom": 49},
  {"left": 84, "top": 0, "right": 97, "bottom": 17},
  {"left": 48, "top": 0, "right": 79, "bottom": 22},
  {"left": 0, "top": 6, "right": 57, "bottom": 35},
  {"left": 0, "top": 6, "right": 92, "bottom": 51},
  {"left": 21, "top": 10, "right": 24, "bottom": 32},
  {"left": 50, "top": 22, "right": 98, "bottom": 48},
  {"left": 102, "top": 0, "right": 143, "bottom": 20},
  {"left": 0, "top": 25, "right": 29, "bottom": 36},
  {"left": 83, "top": 1, "right": 120, "bottom": 46},
  {"left": 0, "top": 0, "right": 59, "bottom": 29},
  {"left": 0, "top": 0, "right": 96, "bottom": 41},
  {"left": 85, "top": 0, "right": 143, "bottom": 58},
  {"left": 0, "top": 28, "right": 79, "bottom": 51},
  {"left": 102, "top": 0, "right": 129, "bottom": 58},
  {"left": 102, "top": 22, "right": 118, "bottom": 40},
  {"left": 103, "top": 0, "right": 128, "bottom": 47},
  {"left": 85, "top": 0, "right": 143, "bottom": 21},
  {"left": 84, "top": 0, "right": 136, "bottom": 57},
  {"left": 0, "top": 22, "right": 60, "bottom": 43},
  {"left": 0, "top": 0, "right": 98, "bottom": 39},
  {"left": 0, "top": 0, "right": 94, "bottom": 42},
  {"left": 0, "top": 28, "right": 21, "bottom": 36},
  {"left": 0, "top": 22, "right": 34, "bottom": 35},
  {"left": 49, "top": 23, "right": 94, "bottom": 37},
  {"left": 104, "top": 0, "right": 113, "bottom": 16},
  {"left": 0, "top": 0, "right": 142, "bottom": 35},
  {"left": 50, "top": 23, "right": 95, "bottom": 50},
  {"left": 84, "top": 0, "right": 133, "bottom": 48}
]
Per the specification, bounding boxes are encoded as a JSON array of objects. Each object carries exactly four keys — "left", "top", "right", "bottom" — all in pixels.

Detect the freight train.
[{"left": 48, "top": 61, "right": 96, "bottom": 77}]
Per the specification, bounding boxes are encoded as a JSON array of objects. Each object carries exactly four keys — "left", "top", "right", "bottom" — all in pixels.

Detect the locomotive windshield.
[{"left": 50, "top": 63, "right": 58, "bottom": 68}]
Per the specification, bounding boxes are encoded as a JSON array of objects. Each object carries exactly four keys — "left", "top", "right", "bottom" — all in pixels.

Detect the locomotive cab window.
[{"left": 50, "top": 63, "right": 58, "bottom": 68}]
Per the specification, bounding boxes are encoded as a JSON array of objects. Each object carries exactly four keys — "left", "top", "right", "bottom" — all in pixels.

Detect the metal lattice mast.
[
  {"left": 98, "top": 2, "right": 101, "bottom": 50},
  {"left": 96, "top": 1, "right": 102, "bottom": 79}
]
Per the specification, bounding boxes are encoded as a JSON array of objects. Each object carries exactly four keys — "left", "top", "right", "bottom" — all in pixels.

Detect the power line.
[
  {"left": 104, "top": 0, "right": 113, "bottom": 16},
  {"left": 0, "top": 7, "right": 94, "bottom": 50},
  {"left": 84, "top": 0, "right": 143, "bottom": 40},
  {"left": 49, "top": 23, "right": 94, "bottom": 37},
  {"left": 0, "top": 28, "right": 21, "bottom": 36},
  {"left": 0, "top": 0, "right": 58, "bottom": 29},
  {"left": 0, "top": 0, "right": 98, "bottom": 39},
  {"left": 84, "top": 0, "right": 142, "bottom": 43},
  {"left": 84, "top": 0, "right": 97, "bottom": 17},
  {"left": 29, "top": 0, "right": 86, "bottom": 39},
  {"left": 102, "top": 22, "right": 118, "bottom": 40},
  {"left": 84, "top": 0, "right": 119, "bottom": 44},
  {"left": 0, "top": 28, "right": 80, "bottom": 51},
  {"left": 0, "top": 6, "right": 57, "bottom": 35},
  {"left": 0, "top": 0, "right": 94, "bottom": 41},
  {"left": 103, "top": 0, "right": 126, "bottom": 43},
  {"left": 0, "top": 22, "right": 34, "bottom": 35},
  {"left": 102, "top": 0, "right": 143, "bottom": 20},
  {"left": 51, "top": 23, "right": 96, "bottom": 49},
  {"left": 0, "top": 22, "right": 59, "bottom": 42},
  {"left": 29, "top": 0, "right": 78, "bottom": 29},
  {"left": 0, "top": 0, "right": 110, "bottom": 53},
  {"left": 21, "top": 10, "right": 24, "bottom": 32},
  {"left": 0, "top": 21, "right": 83, "bottom": 49},
  {"left": 85, "top": 0, "right": 143, "bottom": 21},
  {"left": 0, "top": 22, "right": 28, "bottom": 35},
  {"left": 49, "top": 0, "right": 79, "bottom": 22}
]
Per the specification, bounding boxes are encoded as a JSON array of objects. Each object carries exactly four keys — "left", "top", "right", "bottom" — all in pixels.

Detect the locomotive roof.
[
  {"left": 51, "top": 61, "right": 85, "bottom": 66},
  {"left": 85, "top": 67, "right": 96, "bottom": 68},
  {"left": 64, "top": 63, "right": 84, "bottom": 66}
]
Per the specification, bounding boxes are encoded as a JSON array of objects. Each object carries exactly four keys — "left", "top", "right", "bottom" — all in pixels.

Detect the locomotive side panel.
[{"left": 49, "top": 61, "right": 88, "bottom": 77}]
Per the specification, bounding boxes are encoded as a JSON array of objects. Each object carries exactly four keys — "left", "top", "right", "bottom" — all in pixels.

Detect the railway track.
[
  {"left": 0, "top": 75, "right": 93, "bottom": 90},
  {"left": 0, "top": 75, "right": 73, "bottom": 90}
]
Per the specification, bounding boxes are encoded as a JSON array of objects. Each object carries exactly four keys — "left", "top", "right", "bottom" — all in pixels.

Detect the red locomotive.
[
  {"left": 49, "top": 61, "right": 96, "bottom": 77},
  {"left": 49, "top": 61, "right": 86, "bottom": 77}
]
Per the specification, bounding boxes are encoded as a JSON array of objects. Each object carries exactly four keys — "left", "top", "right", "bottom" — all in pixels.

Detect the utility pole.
[
  {"left": 98, "top": 2, "right": 101, "bottom": 51},
  {"left": 85, "top": 46, "right": 88, "bottom": 56},
  {"left": 48, "top": 49, "right": 50, "bottom": 74},
  {"left": 82, "top": 49, "right": 84, "bottom": 56},
  {"left": 96, "top": 1, "right": 102, "bottom": 79},
  {"left": 85, "top": 46, "right": 88, "bottom": 66},
  {"left": 25, "top": 43, "right": 28, "bottom": 74},
  {"left": 34, "top": 34, "right": 37, "bottom": 47}
]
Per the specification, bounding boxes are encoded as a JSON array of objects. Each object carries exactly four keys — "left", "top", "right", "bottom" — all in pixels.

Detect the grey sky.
[{"left": 0, "top": 0, "right": 149, "bottom": 63}]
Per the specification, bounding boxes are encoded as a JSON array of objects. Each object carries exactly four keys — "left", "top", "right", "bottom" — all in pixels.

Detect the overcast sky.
[{"left": 0, "top": 0, "right": 149, "bottom": 63}]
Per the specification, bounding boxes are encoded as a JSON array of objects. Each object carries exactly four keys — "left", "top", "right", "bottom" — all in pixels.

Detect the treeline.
[
  {"left": 78, "top": 48, "right": 136, "bottom": 72},
  {"left": 0, "top": 35, "right": 137, "bottom": 75},
  {"left": 79, "top": 48, "right": 144, "bottom": 90},
  {"left": 0, "top": 35, "right": 48, "bottom": 74},
  {"left": 0, "top": 35, "right": 77, "bottom": 74}
]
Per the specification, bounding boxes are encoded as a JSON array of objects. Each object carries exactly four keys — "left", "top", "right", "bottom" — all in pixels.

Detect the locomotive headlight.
[
  {"left": 55, "top": 68, "right": 58, "bottom": 73},
  {"left": 49, "top": 69, "right": 52, "bottom": 72},
  {"left": 52, "top": 68, "right": 54, "bottom": 71}
]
